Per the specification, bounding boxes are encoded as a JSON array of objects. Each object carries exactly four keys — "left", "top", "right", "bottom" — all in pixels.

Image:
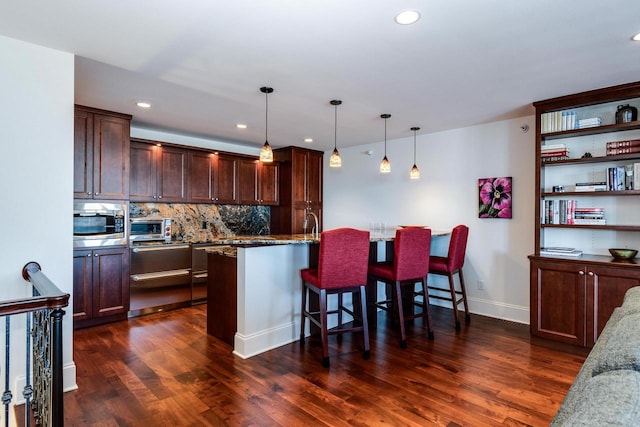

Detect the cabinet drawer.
[{"left": 130, "top": 244, "right": 190, "bottom": 274}]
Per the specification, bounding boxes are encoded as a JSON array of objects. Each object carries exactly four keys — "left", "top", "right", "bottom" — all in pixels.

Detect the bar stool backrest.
[
  {"left": 393, "top": 227, "right": 432, "bottom": 281},
  {"left": 446, "top": 225, "right": 469, "bottom": 271},
  {"left": 317, "top": 228, "right": 370, "bottom": 289}
]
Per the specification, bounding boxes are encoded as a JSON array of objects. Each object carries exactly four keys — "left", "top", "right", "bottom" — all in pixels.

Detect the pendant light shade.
[
  {"left": 379, "top": 114, "right": 391, "bottom": 174},
  {"left": 329, "top": 100, "right": 342, "bottom": 168},
  {"left": 410, "top": 126, "right": 421, "bottom": 179},
  {"left": 259, "top": 86, "right": 274, "bottom": 162}
]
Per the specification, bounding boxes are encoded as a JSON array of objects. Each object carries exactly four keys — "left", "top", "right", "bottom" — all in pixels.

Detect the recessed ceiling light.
[
  {"left": 633, "top": 32, "right": 640, "bottom": 41},
  {"left": 236, "top": 123, "right": 247, "bottom": 129},
  {"left": 136, "top": 101, "right": 151, "bottom": 108},
  {"left": 395, "top": 10, "right": 421, "bottom": 25},
  {"left": 304, "top": 138, "right": 313, "bottom": 143}
]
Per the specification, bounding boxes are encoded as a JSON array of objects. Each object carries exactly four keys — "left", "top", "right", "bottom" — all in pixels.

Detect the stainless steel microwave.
[
  {"left": 129, "top": 217, "right": 172, "bottom": 243},
  {"left": 73, "top": 201, "right": 127, "bottom": 248}
]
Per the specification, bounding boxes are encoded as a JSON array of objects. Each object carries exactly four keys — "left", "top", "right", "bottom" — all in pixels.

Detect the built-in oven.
[
  {"left": 73, "top": 201, "right": 127, "bottom": 248},
  {"left": 129, "top": 217, "right": 172, "bottom": 243}
]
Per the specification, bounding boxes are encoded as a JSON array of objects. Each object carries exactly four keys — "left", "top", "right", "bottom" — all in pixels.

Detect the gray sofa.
[{"left": 551, "top": 286, "right": 640, "bottom": 426}]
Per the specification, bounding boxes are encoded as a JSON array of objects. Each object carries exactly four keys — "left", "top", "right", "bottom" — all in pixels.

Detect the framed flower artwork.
[{"left": 478, "top": 177, "right": 512, "bottom": 218}]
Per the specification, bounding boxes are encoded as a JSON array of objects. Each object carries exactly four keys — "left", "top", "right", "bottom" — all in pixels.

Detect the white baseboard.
[
  {"left": 14, "top": 362, "right": 77, "bottom": 405},
  {"left": 233, "top": 321, "right": 301, "bottom": 359},
  {"left": 429, "top": 296, "right": 530, "bottom": 325}
]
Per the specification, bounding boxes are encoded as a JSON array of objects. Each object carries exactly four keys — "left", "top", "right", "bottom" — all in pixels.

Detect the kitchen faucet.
[{"left": 304, "top": 211, "right": 319, "bottom": 239}]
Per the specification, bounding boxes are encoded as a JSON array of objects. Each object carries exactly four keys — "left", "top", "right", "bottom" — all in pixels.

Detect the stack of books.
[
  {"left": 541, "top": 111, "right": 577, "bottom": 133},
  {"left": 573, "top": 207, "right": 605, "bottom": 225},
  {"left": 606, "top": 139, "right": 640, "bottom": 156},
  {"left": 575, "top": 182, "right": 607, "bottom": 192},
  {"left": 540, "top": 247, "right": 583, "bottom": 257},
  {"left": 541, "top": 143, "right": 569, "bottom": 162},
  {"left": 578, "top": 117, "right": 602, "bottom": 129}
]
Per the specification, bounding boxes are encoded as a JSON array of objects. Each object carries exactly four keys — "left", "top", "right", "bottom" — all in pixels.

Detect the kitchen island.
[{"left": 205, "top": 230, "right": 450, "bottom": 359}]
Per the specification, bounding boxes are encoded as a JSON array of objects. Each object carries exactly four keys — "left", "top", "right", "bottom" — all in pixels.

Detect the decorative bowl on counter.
[{"left": 608, "top": 248, "right": 638, "bottom": 260}]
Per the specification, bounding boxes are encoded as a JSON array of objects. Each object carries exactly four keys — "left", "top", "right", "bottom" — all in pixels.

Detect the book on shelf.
[
  {"left": 572, "top": 218, "right": 606, "bottom": 225},
  {"left": 541, "top": 143, "right": 567, "bottom": 151},
  {"left": 540, "top": 248, "right": 583, "bottom": 257},
  {"left": 635, "top": 163, "right": 640, "bottom": 190},
  {"left": 578, "top": 117, "right": 602, "bottom": 128},
  {"left": 606, "top": 139, "right": 640, "bottom": 149},
  {"left": 541, "top": 155, "right": 570, "bottom": 163},
  {"left": 541, "top": 112, "right": 576, "bottom": 133},
  {"left": 607, "top": 146, "right": 640, "bottom": 156},
  {"left": 574, "top": 182, "right": 607, "bottom": 192},
  {"left": 542, "top": 247, "right": 576, "bottom": 253},
  {"left": 607, "top": 167, "right": 628, "bottom": 190}
]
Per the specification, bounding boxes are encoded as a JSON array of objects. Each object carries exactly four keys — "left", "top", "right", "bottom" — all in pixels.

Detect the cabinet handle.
[
  {"left": 87, "top": 191, "right": 91, "bottom": 195},
  {"left": 588, "top": 271, "right": 594, "bottom": 276},
  {"left": 158, "top": 196, "right": 162, "bottom": 199},
  {"left": 153, "top": 195, "right": 157, "bottom": 199},
  {"left": 578, "top": 270, "right": 584, "bottom": 275},
  {"left": 94, "top": 192, "right": 99, "bottom": 196},
  {"left": 86, "top": 254, "right": 91, "bottom": 257},
  {"left": 94, "top": 254, "right": 98, "bottom": 257}
]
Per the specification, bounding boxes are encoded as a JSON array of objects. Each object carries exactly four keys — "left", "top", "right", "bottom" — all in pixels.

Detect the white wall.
[
  {"left": 323, "top": 116, "right": 536, "bottom": 323},
  {"left": 0, "top": 35, "right": 76, "bottom": 424}
]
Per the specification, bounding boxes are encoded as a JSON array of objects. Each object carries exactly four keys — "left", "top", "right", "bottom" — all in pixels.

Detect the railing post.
[{"left": 50, "top": 308, "right": 64, "bottom": 427}]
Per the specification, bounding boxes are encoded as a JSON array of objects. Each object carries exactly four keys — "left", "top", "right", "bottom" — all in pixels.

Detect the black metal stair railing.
[{"left": 0, "top": 262, "right": 69, "bottom": 427}]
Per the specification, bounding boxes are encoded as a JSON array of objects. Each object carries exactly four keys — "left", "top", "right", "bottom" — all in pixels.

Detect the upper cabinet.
[
  {"left": 188, "top": 151, "right": 239, "bottom": 204},
  {"left": 130, "top": 139, "right": 188, "bottom": 203},
  {"left": 238, "top": 159, "right": 279, "bottom": 205},
  {"left": 271, "top": 147, "right": 324, "bottom": 234},
  {"left": 74, "top": 105, "right": 131, "bottom": 200}
]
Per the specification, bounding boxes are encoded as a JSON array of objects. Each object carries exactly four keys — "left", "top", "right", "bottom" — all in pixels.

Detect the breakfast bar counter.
[{"left": 204, "top": 230, "right": 450, "bottom": 358}]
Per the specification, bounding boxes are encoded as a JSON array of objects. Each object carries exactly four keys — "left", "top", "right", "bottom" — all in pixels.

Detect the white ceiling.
[{"left": 2, "top": 1, "right": 640, "bottom": 151}]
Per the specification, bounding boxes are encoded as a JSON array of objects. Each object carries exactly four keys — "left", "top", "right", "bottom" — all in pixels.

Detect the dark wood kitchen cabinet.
[
  {"left": 238, "top": 159, "right": 279, "bottom": 205},
  {"left": 530, "top": 255, "right": 640, "bottom": 347},
  {"left": 130, "top": 139, "right": 188, "bottom": 202},
  {"left": 74, "top": 105, "right": 131, "bottom": 200},
  {"left": 207, "top": 252, "right": 237, "bottom": 346},
  {"left": 73, "top": 247, "right": 129, "bottom": 329},
  {"left": 188, "top": 151, "right": 239, "bottom": 204},
  {"left": 271, "top": 147, "right": 323, "bottom": 234}
]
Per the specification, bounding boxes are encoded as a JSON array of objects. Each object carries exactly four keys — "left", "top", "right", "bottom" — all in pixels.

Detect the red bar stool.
[
  {"left": 300, "top": 228, "right": 371, "bottom": 368},
  {"left": 426, "top": 224, "right": 470, "bottom": 330},
  {"left": 368, "top": 227, "right": 434, "bottom": 348}
]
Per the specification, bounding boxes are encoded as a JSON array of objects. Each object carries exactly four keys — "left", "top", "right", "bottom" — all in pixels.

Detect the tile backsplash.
[{"left": 130, "top": 203, "right": 270, "bottom": 242}]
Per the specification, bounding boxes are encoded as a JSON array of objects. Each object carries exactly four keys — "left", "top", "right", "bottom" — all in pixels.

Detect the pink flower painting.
[{"left": 478, "top": 177, "right": 512, "bottom": 219}]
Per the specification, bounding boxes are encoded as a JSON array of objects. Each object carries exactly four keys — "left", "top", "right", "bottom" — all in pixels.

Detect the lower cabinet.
[
  {"left": 73, "top": 247, "right": 129, "bottom": 329},
  {"left": 530, "top": 256, "right": 640, "bottom": 347}
]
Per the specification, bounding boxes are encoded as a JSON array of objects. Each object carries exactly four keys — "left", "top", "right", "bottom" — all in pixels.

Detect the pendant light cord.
[
  {"left": 384, "top": 118, "right": 387, "bottom": 156},
  {"left": 265, "top": 91, "right": 269, "bottom": 142},
  {"left": 334, "top": 104, "right": 338, "bottom": 150}
]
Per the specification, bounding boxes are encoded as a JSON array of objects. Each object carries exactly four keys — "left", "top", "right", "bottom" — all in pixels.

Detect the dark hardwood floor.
[{"left": 65, "top": 304, "right": 588, "bottom": 426}]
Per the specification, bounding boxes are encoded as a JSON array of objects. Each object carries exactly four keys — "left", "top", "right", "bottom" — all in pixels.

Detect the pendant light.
[
  {"left": 379, "top": 114, "right": 391, "bottom": 174},
  {"left": 259, "top": 86, "right": 274, "bottom": 162},
  {"left": 410, "top": 126, "right": 421, "bottom": 179},
  {"left": 329, "top": 100, "right": 342, "bottom": 168}
]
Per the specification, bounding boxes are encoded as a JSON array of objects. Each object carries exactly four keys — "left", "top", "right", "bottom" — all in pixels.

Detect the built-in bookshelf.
[{"left": 530, "top": 82, "right": 640, "bottom": 348}]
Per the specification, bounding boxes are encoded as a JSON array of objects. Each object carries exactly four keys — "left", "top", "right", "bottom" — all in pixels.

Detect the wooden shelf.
[
  {"left": 541, "top": 121, "right": 640, "bottom": 141},
  {"left": 541, "top": 152, "right": 640, "bottom": 166},
  {"left": 541, "top": 224, "right": 640, "bottom": 232},
  {"left": 543, "top": 190, "right": 640, "bottom": 197}
]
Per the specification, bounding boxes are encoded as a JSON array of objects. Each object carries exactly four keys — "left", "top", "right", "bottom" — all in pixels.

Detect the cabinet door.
[
  {"left": 188, "top": 151, "right": 214, "bottom": 202},
  {"left": 530, "top": 259, "right": 586, "bottom": 346},
  {"left": 259, "top": 162, "right": 279, "bottom": 205},
  {"left": 238, "top": 159, "right": 258, "bottom": 204},
  {"left": 588, "top": 265, "right": 640, "bottom": 346},
  {"left": 73, "top": 109, "right": 94, "bottom": 199},
  {"left": 73, "top": 249, "right": 93, "bottom": 321},
  {"left": 130, "top": 142, "right": 158, "bottom": 201},
  {"left": 92, "top": 247, "right": 129, "bottom": 318},
  {"left": 292, "top": 149, "right": 308, "bottom": 204},
  {"left": 157, "top": 146, "right": 187, "bottom": 202},
  {"left": 92, "top": 114, "right": 130, "bottom": 200},
  {"left": 214, "top": 155, "right": 239, "bottom": 204},
  {"left": 306, "top": 151, "right": 323, "bottom": 204}
]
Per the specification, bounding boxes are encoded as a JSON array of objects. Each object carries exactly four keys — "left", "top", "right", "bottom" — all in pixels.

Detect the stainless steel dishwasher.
[{"left": 129, "top": 243, "right": 191, "bottom": 316}]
